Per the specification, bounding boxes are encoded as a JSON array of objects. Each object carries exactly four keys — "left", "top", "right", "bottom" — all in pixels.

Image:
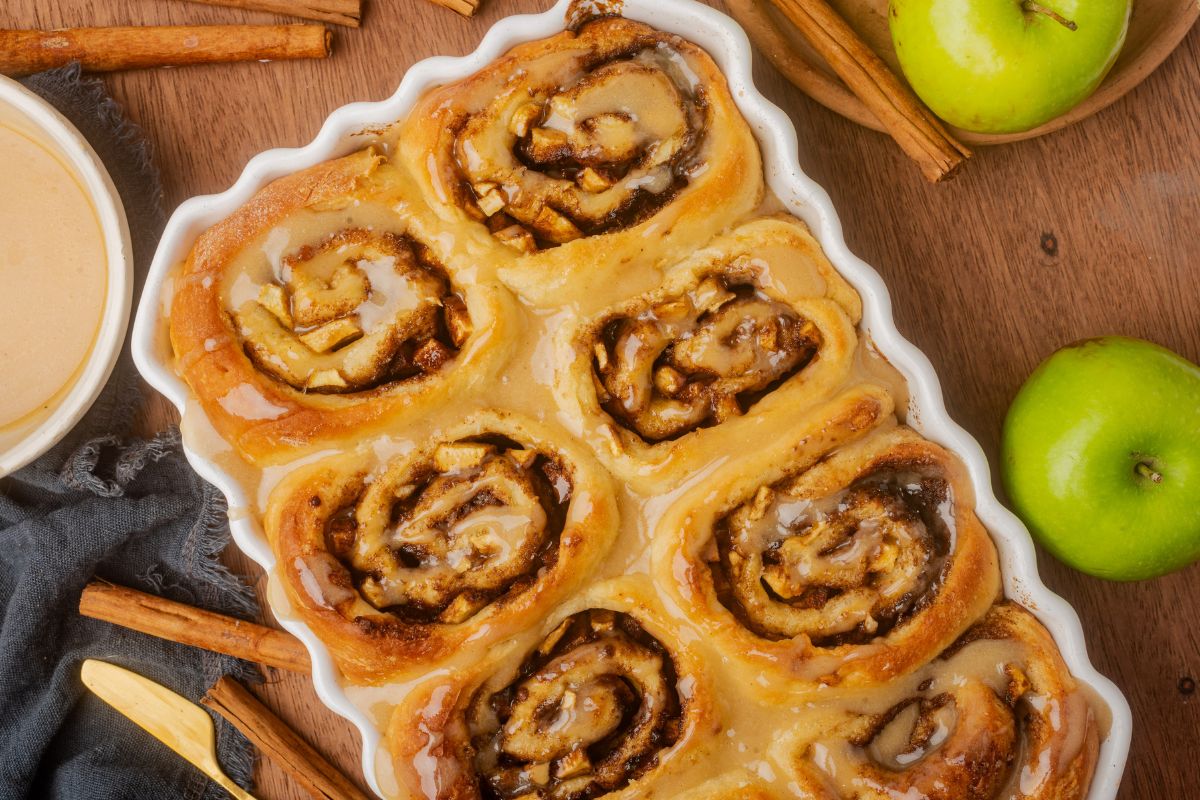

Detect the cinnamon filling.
[
  {"left": 233, "top": 229, "right": 470, "bottom": 393},
  {"left": 711, "top": 466, "right": 953, "bottom": 646},
  {"left": 454, "top": 43, "right": 707, "bottom": 252},
  {"left": 793, "top": 607, "right": 1083, "bottom": 800},
  {"left": 837, "top": 678, "right": 1021, "bottom": 799},
  {"left": 593, "top": 273, "right": 821, "bottom": 443},
  {"left": 468, "top": 609, "right": 683, "bottom": 800},
  {"left": 326, "top": 436, "right": 571, "bottom": 624}
]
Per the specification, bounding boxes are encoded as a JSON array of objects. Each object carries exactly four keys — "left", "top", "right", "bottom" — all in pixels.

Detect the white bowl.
[
  {"left": 0, "top": 76, "right": 133, "bottom": 477},
  {"left": 131, "top": 1, "right": 1132, "bottom": 796}
]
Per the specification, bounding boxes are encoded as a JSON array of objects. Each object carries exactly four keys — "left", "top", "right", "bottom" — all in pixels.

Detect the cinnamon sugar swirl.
[
  {"left": 778, "top": 604, "right": 1100, "bottom": 800},
  {"left": 265, "top": 411, "right": 618, "bottom": 682},
  {"left": 398, "top": 16, "right": 762, "bottom": 304},
  {"left": 655, "top": 421, "right": 1000, "bottom": 694},
  {"left": 169, "top": 149, "right": 517, "bottom": 463},
  {"left": 555, "top": 216, "right": 863, "bottom": 487},
  {"left": 389, "top": 579, "right": 717, "bottom": 800}
]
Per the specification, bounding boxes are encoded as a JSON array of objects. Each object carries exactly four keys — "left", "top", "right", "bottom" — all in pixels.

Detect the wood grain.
[
  {"left": 1, "top": 0, "right": 1195, "bottom": 797},
  {"left": 178, "top": 0, "right": 362, "bottom": 28},
  {"left": 204, "top": 677, "right": 372, "bottom": 800}
]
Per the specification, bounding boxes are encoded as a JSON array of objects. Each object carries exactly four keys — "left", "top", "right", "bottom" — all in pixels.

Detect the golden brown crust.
[
  {"left": 398, "top": 16, "right": 763, "bottom": 305},
  {"left": 654, "top": 417, "right": 1001, "bottom": 695},
  {"left": 169, "top": 148, "right": 518, "bottom": 463},
  {"left": 553, "top": 215, "right": 864, "bottom": 490},
  {"left": 388, "top": 578, "right": 719, "bottom": 800},
  {"left": 265, "top": 411, "right": 619, "bottom": 683},
  {"left": 778, "top": 603, "right": 1101, "bottom": 800}
]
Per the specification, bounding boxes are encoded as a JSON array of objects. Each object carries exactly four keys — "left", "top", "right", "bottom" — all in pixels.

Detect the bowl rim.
[
  {"left": 130, "top": 1, "right": 1133, "bottom": 796},
  {"left": 0, "top": 75, "right": 134, "bottom": 477},
  {"left": 727, "top": 0, "right": 1198, "bottom": 145}
]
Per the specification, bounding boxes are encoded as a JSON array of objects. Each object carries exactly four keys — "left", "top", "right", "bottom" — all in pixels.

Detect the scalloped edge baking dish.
[{"left": 131, "top": 0, "right": 1132, "bottom": 796}]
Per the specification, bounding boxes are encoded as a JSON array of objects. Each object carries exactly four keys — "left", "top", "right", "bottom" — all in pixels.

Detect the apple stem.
[
  {"left": 1022, "top": 0, "right": 1078, "bottom": 30},
  {"left": 1135, "top": 461, "right": 1164, "bottom": 484}
]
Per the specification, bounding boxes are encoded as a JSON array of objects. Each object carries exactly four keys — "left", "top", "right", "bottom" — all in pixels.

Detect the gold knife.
[{"left": 80, "top": 659, "right": 258, "bottom": 800}]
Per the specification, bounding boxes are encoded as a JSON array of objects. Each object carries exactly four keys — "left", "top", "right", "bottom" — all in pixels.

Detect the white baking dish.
[{"left": 131, "top": 0, "right": 1133, "bottom": 796}]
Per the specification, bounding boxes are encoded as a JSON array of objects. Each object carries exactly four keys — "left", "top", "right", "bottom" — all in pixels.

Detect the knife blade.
[{"left": 80, "top": 659, "right": 256, "bottom": 800}]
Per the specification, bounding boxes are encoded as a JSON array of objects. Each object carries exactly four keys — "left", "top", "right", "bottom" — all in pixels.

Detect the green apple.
[
  {"left": 889, "top": 0, "right": 1131, "bottom": 134},
  {"left": 1002, "top": 337, "right": 1200, "bottom": 581}
]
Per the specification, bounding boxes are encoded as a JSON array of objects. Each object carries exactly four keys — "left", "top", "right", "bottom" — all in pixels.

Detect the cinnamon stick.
[
  {"left": 0, "top": 24, "right": 331, "bottom": 78},
  {"left": 179, "top": 0, "right": 361, "bottom": 28},
  {"left": 425, "top": 0, "right": 479, "bottom": 17},
  {"left": 80, "top": 581, "right": 310, "bottom": 674},
  {"left": 204, "top": 677, "right": 371, "bottom": 800},
  {"left": 763, "top": 0, "right": 970, "bottom": 181}
]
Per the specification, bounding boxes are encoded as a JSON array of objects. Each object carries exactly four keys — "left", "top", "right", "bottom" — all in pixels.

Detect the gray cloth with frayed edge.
[{"left": 0, "top": 65, "right": 257, "bottom": 800}]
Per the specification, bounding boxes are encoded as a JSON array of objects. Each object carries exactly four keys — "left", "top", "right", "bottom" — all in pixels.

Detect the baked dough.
[
  {"left": 170, "top": 148, "right": 518, "bottom": 463},
  {"left": 553, "top": 215, "right": 864, "bottom": 489},
  {"left": 397, "top": 17, "right": 763, "bottom": 306},
  {"left": 654, "top": 420, "right": 1001, "bottom": 695},
  {"left": 777, "top": 603, "right": 1101, "bottom": 800},
  {"left": 388, "top": 578, "right": 717, "bottom": 800},
  {"left": 265, "top": 410, "right": 618, "bottom": 683}
]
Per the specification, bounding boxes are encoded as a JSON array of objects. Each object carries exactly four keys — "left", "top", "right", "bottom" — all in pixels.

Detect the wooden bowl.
[{"left": 726, "top": 0, "right": 1199, "bottom": 144}]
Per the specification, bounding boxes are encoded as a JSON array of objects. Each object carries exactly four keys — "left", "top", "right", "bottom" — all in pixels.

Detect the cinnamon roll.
[
  {"left": 265, "top": 411, "right": 618, "bottom": 682},
  {"left": 779, "top": 603, "right": 1101, "bottom": 800},
  {"left": 389, "top": 579, "right": 716, "bottom": 800},
  {"left": 170, "top": 148, "right": 517, "bottom": 462},
  {"left": 654, "top": 418, "right": 1000, "bottom": 694},
  {"left": 398, "top": 16, "right": 763, "bottom": 304},
  {"left": 555, "top": 216, "right": 864, "bottom": 487}
]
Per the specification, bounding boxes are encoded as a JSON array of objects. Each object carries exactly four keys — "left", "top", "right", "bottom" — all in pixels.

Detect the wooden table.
[{"left": 4, "top": 1, "right": 1197, "bottom": 797}]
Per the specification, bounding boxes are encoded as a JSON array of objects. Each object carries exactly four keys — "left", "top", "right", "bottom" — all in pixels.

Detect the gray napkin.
[{"left": 0, "top": 65, "right": 257, "bottom": 800}]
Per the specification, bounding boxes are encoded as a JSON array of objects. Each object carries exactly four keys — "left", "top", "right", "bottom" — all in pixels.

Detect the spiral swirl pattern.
[
  {"left": 783, "top": 604, "right": 1100, "bottom": 800},
  {"left": 398, "top": 16, "right": 764, "bottom": 307},
  {"left": 469, "top": 609, "right": 683, "bottom": 800},
  {"left": 455, "top": 48, "right": 704, "bottom": 251},
  {"left": 327, "top": 438, "right": 570, "bottom": 625},
  {"left": 655, "top": 421, "right": 1001, "bottom": 692},
  {"left": 235, "top": 229, "right": 470, "bottom": 393},
  {"left": 266, "top": 413, "right": 620, "bottom": 681},
  {"left": 594, "top": 274, "right": 823, "bottom": 442},
  {"left": 715, "top": 467, "right": 950, "bottom": 646},
  {"left": 169, "top": 149, "right": 520, "bottom": 463}
]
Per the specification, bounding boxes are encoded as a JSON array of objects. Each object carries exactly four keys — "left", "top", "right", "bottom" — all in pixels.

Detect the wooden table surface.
[{"left": 4, "top": 0, "right": 1197, "bottom": 797}]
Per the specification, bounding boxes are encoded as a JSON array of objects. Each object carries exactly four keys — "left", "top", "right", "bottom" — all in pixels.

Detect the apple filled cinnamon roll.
[
  {"left": 399, "top": 16, "right": 762, "bottom": 304},
  {"left": 265, "top": 411, "right": 618, "bottom": 682},
  {"left": 389, "top": 579, "right": 716, "bottom": 800},
  {"left": 555, "top": 216, "right": 864, "bottom": 487},
  {"left": 778, "top": 603, "right": 1101, "bottom": 800},
  {"left": 170, "top": 148, "right": 516, "bottom": 462},
  {"left": 655, "top": 413, "right": 1000, "bottom": 694}
]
